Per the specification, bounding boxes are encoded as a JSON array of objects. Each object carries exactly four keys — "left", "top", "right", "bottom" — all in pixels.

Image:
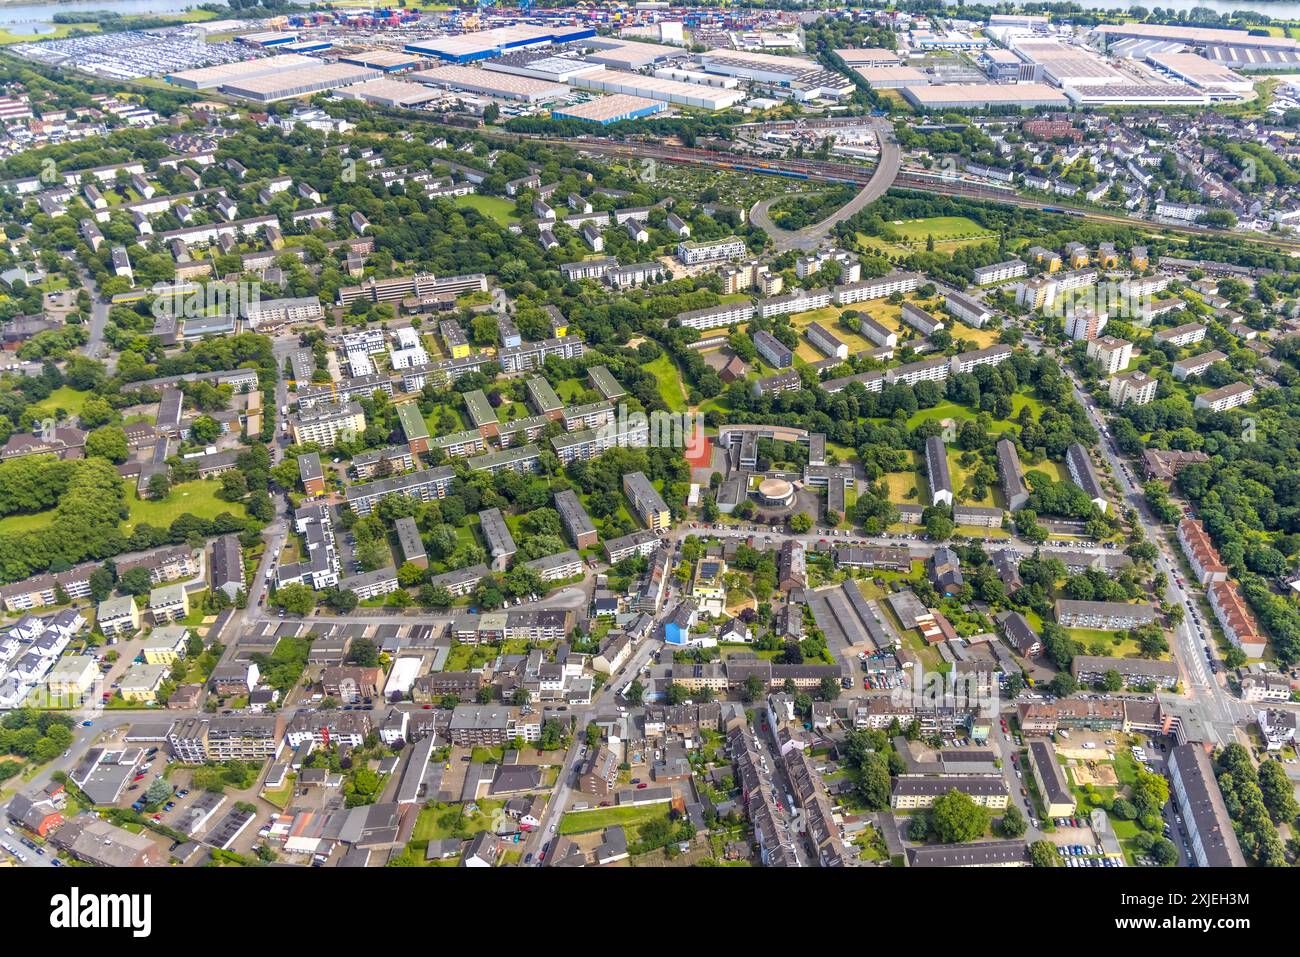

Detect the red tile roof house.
[{"left": 7, "top": 792, "right": 64, "bottom": 837}]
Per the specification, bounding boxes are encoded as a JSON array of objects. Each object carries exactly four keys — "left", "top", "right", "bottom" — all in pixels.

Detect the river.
[
  {"left": 0, "top": 0, "right": 226, "bottom": 35},
  {"left": 1083, "top": 0, "right": 1300, "bottom": 17}
]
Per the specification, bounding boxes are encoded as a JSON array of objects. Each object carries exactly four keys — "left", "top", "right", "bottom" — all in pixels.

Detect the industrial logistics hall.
[{"left": 146, "top": 7, "right": 883, "bottom": 123}]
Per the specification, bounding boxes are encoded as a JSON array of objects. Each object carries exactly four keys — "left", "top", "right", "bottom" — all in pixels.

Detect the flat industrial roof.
[
  {"left": 339, "top": 77, "right": 444, "bottom": 107},
  {"left": 341, "top": 49, "right": 423, "bottom": 68},
  {"left": 1095, "top": 22, "right": 1300, "bottom": 49},
  {"left": 167, "top": 53, "right": 318, "bottom": 88},
  {"left": 584, "top": 37, "right": 684, "bottom": 66},
  {"left": 406, "top": 24, "right": 590, "bottom": 59},
  {"left": 416, "top": 64, "right": 569, "bottom": 99},
  {"left": 220, "top": 61, "right": 380, "bottom": 99},
  {"left": 573, "top": 71, "right": 744, "bottom": 108},
  {"left": 555, "top": 93, "right": 664, "bottom": 122},
  {"left": 701, "top": 47, "right": 821, "bottom": 72},
  {"left": 902, "top": 81, "right": 1069, "bottom": 107},
  {"left": 834, "top": 47, "right": 902, "bottom": 64},
  {"left": 856, "top": 65, "right": 930, "bottom": 84},
  {"left": 1147, "top": 51, "right": 1249, "bottom": 85}
]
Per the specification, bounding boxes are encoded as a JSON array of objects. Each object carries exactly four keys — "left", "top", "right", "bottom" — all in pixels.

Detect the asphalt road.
[
  {"left": 748, "top": 121, "right": 900, "bottom": 252},
  {"left": 1022, "top": 332, "right": 1249, "bottom": 746},
  {"left": 79, "top": 268, "right": 110, "bottom": 360}
]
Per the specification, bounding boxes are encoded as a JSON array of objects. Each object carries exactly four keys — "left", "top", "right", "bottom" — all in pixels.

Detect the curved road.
[
  {"left": 748, "top": 122, "right": 900, "bottom": 251},
  {"left": 560, "top": 135, "right": 1300, "bottom": 257}
]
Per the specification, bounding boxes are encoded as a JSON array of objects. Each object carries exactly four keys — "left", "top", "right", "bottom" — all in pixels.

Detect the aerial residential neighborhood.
[{"left": 0, "top": 2, "right": 1291, "bottom": 920}]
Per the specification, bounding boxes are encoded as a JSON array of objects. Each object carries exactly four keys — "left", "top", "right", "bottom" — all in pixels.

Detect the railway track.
[{"left": 554, "top": 137, "right": 1300, "bottom": 256}]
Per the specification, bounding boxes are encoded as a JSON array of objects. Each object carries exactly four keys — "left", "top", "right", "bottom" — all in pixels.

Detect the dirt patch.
[
  {"left": 1057, "top": 743, "right": 1116, "bottom": 761},
  {"left": 1069, "top": 761, "right": 1118, "bottom": 788}
]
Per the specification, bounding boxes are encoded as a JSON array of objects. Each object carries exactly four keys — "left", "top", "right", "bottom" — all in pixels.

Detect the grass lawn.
[
  {"left": 1065, "top": 627, "right": 1168, "bottom": 661},
  {"left": 884, "top": 452, "right": 923, "bottom": 503},
  {"left": 559, "top": 803, "right": 670, "bottom": 836},
  {"left": 124, "top": 479, "right": 248, "bottom": 531},
  {"left": 30, "top": 386, "right": 91, "bottom": 420},
  {"left": 857, "top": 217, "right": 994, "bottom": 256},
  {"left": 454, "top": 194, "right": 518, "bottom": 225},
  {"left": 412, "top": 801, "right": 505, "bottom": 842},
  {"left": 947, "top": 448, "right": 997, "bottom": 507},
  {"left": 0, "top": 510, "right": 55, "bottom": 535},
  {"left": 904, "top": 392, "right": 1045, "bottom": 432},
  {"left": 948, "top": 319, "right": 1000, "bottom": 349},
  {"left": 261, "top": 773, "right": 296, "bottom": 809},
  {"left": 0, "top": 23, "right": 102, "bottom": 44},
  {"left": 444, "top": 641, "right": 498, "bottom": 672},
  {"left": 891, "top": 216, "right": 988, "bottom": 242},
  {"left": 553, "top": 377, "right": 595, "bottom": 403},
  {"left": 642, "top": 353, "right": 688, "bottom": 413},
  {"left": 787, "top": 305, "right": 879, "bottom": 363}
]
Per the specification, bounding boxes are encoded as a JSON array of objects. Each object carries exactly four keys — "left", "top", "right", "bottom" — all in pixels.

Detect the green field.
[
  {"left": 904, "top": 393, "right": 1045, "bottom": 432},
  {"left": 0, "top": 477, "right": 243, "bottom": 537},
  {"left": 889, "top": 216, "right": 987, "bottom": 241},
  {"left": 0, "top": 511, "right": 56, "bottom": 536},
  {"left": 0, "top": 24, "right": 100, "bottom": 44},
  {"left": 559, "top": 803, "right": 670, "bottom": 835},
  {"left": 30, "top": 387, "right": 92, "bottom": 420},
  {"left": 124, "top": 480, "right": 247, "bottom": 530},
  {"left": 454, "top": 194, "right": 518, "bottom": 225},
  {"left": 857, "top": 216, "right": 994, "bottom": 256},
  {"left": 412, "top": 800, "right": 506, "bottom": 842},
  {"left": 643, "top": 353, "right": 688, "bottom": 412}
]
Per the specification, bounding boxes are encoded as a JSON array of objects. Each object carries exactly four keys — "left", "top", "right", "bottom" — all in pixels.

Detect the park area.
[
  {"left": 454, "top": 194, "right": 518, "bottom": 226},
  {"left": 856, "top": 215, "right": 995, "bottom": 257},
  {"left": 0, "top": 478, "right": 246, "bottom": 538}
]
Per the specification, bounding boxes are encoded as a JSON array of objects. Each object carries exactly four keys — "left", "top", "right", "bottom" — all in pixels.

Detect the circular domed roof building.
[{"left": 756, "top": 478, "right": 795, "bottom": 508}]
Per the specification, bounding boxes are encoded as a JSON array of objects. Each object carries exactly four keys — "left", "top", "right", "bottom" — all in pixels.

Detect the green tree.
[
  {"left": 854, "top": 752, "right": 892, "bottom": 811},
  {"left": 928, "top": 789, "right": 991, "bottom": 843},
  {"left": 999, "top": 803, "right": 1026, "bottom": 838},
  {"left": 625, "top": 680, "right": 645, "bottom": 705},
  {"left": 1030, "top": 840, "right": 1059, "bottom": 867},
  {"left": 147, "top": 472, "right": 171, "bottom": 500},
  {"left": 85, "top": 425, "right": 128, "bottom": 463},
  {"left": 144, "top": 777, "right": 172, "bottom": 805},
  {"left": 1050, "top": 672, "right": 1077, "bottom": 697},
  {"left": 118, "top": 568, "right": 151, "bottom": 596},
  {"left": 271, "top": 583, "right": 316, "bottom": 616},
  {"left": 347, "top": 637, "right": 379, "bottom": 668}
]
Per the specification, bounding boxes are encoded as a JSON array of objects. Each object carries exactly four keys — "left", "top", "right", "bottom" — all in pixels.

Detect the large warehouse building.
[
  {"left": 698, "top": 47, "right": 821, "bottom": 82},
  {"left": 1009, "top": 38, "right": 1125, "bottom": 87},
  {"left": 339, "top": 49, "right": 424, "bottom": 73},
  {"left": 405, "top": 24, "right": 595, "bottom": 63},
  {"left": 901, "top": 81, "right": 1069, "bottom": 109},
  {"left": 1093, "top": 22, "right": 1300, "bottom": 69},
  {"left": 336, "top": 77, "right": 444, "bottom": 108},
  {"left": 167, "top": 53, "right": 319, "bottom": 90},
  {"left": 1146, "top": 51, "right": 1253, "bottom": 97},
  {"left": 571, "top": 71, "right": 745, "bottom": 109},
  {"left": 219, "top": 61, "right": 381, "bottom": 102},
  {"left": 855, "top": 64, "right": 931, "bottom": 89},
  {"left": 414, "top": 64, "right": 569, "bottom": 102},
  {"left": 484, "top": 52, "right": 606, "bottom": 84},
  {"left": 696, "top": 48, "right": 854, "bottom": 100},
  {"left": 1063, "top": 82, "right": 1208, "bottom": 105},
  {"left": 584, "top": 37, "right": 684, "bottom": 69},
  {"left": 553, "top": 93, "right": 666, "bottom": 125}
]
